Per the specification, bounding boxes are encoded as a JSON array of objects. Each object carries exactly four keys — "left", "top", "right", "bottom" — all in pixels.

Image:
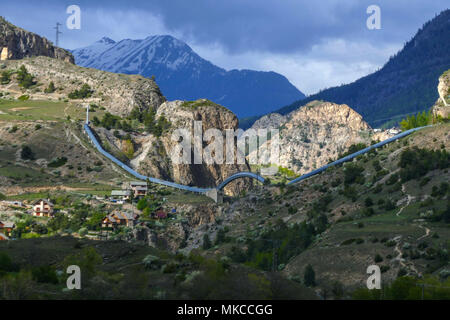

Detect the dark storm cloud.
[
  {"left": 1, "top": 1, "right": 448, "bottom": 93},
  {"left": 2, "top": 0, "right": 448, "bottom": 53}
]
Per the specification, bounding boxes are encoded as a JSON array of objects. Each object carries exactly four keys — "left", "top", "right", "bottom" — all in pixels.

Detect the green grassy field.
[
  {"left": 0, "top": 99, "right": 106, "bottom": 122},
  {"left": 0, "top": 164, "right": 49, "bottom": 179},
  {"left": 165, "top": 190, "right": 214, "bottom": 204}
]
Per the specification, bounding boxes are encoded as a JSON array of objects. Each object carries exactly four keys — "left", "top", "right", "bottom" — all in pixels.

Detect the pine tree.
[
  {"left": 202, "top": 234, "right": 212, "bottom": 250},
  {"left": 304, "top": 264, "right": 316, "bottom": 287},
  {"left": 44, "top": 81, "right": 56, "bottom": 93}
]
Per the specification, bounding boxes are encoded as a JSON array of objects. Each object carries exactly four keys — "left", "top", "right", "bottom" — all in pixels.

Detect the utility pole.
[{"left": 54, "top": 22, "right": 62, "bottom": 47}]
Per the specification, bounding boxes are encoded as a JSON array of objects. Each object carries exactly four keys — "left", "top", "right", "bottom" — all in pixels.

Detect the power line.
[{"left": 54, "top": 22, "right": 62, "bottom": 47}]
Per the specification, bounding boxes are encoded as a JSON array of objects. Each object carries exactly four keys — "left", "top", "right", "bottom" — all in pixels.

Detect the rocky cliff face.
[
  {"left": 132, "top": 99, "right": 251, "bottom": 195},
  {"left": 248, "top": 101, "right": 392, "bottom": 175},
  {"left": 131, "top": 202, "right": 222, "bottom": 252},
  {"left": 250, "top": 113, "right": 287, "bottom": 130},
  {"left": 0, "top": 17, "right": 74, "bottom": 63},
  {"left": 432, "top": 70, "right": 450, "bottom": 119}
]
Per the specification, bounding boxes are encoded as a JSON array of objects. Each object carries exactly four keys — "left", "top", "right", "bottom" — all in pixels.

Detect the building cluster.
[
  {"left": 110, "top": 181, "right": 148, "bottom": 203},
  {"left": 0, "top": 181, "right": 175, "bottom": 240}
]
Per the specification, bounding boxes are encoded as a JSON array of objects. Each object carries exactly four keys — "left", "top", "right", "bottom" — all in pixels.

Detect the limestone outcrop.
[
  {"left": 432, "top": 70, "right": 450, "bottom": 119},
  {"left": 246, "top": 101, "right": 394, "bottom": 175},
  {"left": 133, "top": 99, "right": 251, "bottom": 195},
  {"left": 0, "top": 17, "right": 74, "bottom": 63}
]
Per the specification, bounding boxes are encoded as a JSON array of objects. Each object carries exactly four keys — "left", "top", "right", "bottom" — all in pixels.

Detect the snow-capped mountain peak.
[
  {"left": 72, "top": 35, "right": 305, "bottom": 118},
  {"left": 96, "top": 37, "right": 116, "bottom": 45}
]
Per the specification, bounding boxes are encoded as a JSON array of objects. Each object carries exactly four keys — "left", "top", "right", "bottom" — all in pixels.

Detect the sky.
[{"left": 1, "top": 0, "right": 448, "bottom": 95}]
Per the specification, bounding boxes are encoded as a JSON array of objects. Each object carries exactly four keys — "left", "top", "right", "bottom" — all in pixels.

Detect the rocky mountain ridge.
[
  {"left": 0, "top": 17, "right": 74, "bottom": 63},
  {"left": 1, "top": 56, "right": 165, "bottom": 116}
]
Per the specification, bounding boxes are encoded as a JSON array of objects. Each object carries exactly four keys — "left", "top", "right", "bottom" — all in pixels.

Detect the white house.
[
  {"left": 32, "top": 199, "right": 54, "bottom": 217},
  {"left": 129, "top": 181, "right": 148, "bottom": 198},
  {"left": 110, "top": 190, "right": 132, "bottom": 202}
]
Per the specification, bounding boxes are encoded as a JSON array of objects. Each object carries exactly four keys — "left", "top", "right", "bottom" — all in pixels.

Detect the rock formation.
[
  {"left": 432, "top": 70, "right": 450, "bottom": 119},
  {"left": 133, "top": 99, "right": 251, "bottom": 195},
  {"left": 0, "top": 17, "right": 74, "bottom": 63},
  {"left": 247, "top": 101, "right": 393, "bottom": 175}
]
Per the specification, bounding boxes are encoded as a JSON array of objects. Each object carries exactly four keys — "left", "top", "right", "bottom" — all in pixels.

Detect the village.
[{"left": 0, "top": 181, "right": 176, "bottom": 241}]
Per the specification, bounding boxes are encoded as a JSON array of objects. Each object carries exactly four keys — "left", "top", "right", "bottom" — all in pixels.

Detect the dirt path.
[
  {"left": 393, "top": 236, "right": 407, "bottom": 268},
  {"left": 396, "top": 184, "right": 415, "bottom": 217},
  {"left": 392, "top": 184, "right": 428, "bottom": 277},
  {"left": 393, "top": 235, "right": 422, "bottom": 276},
  {"left": 417, "top": 224, "right": 431, "bottom": 241}
]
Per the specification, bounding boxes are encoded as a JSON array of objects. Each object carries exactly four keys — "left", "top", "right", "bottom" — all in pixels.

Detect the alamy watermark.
[
  {"left": 366, "top": 5, "right": 381, "bottom": 30},
  {"left": 66, "top": 5, "right": 81, "bottom": 30},
  {"left": 170, "top": 121, "right": 280, "bottom": 176},
  {"left": 366, "top": 265, "right": 381, "bottom": 289},
  {"left": 66, "top": 265, "right": 81, "bottom": 290}
]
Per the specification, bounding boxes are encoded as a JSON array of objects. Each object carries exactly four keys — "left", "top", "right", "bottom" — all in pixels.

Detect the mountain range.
[
  {"left": 268, "top": 9, "right": 450, "bottom": 128},
  {"left": 72, "top": 35, "right": 305, "bottom": 118}
]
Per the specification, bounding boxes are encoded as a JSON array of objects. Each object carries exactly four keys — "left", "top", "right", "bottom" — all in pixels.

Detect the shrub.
[
  {"left": 18, "top": 94, "right": 29, "bottom": 101},
  {"left": 373, "top": 184, "right": 383, "bottom": 194},
  {"left": 0, "top": 252, "right": 14, "bottom": 273},
  {"left": 419, "top": 177, "right": 431, "bottom": 186},
  {"left": 202, "top": 234, "right": 212, "bottom": 250},
  {"left": 385, "top": 174, "right": 399, "bottom": 186},
  {"left": 341, "top": 239, "right": 356, "bottom": 245},
  {"left": 331, "top": 178, "right": 342, "bottom": 187},
  {"left": 380, "top": 265, "right": 390, "bottom": 273},
  {"left": 44, "top": 81, "right": 56, "bottom": 93},
  {"left": 385, "top": 240, "right": 396, "bottom": 247},
  {"left": 16, "top": 65, "right": 35, "bottom": 88},
  {"left": 341, "top": 185, "right": 357, "bottom": 202},
  {"left": 68, "top": 84, "right": 93, "bottom": 99},
  {"left": 1, "top": 70, "right": 11, "bottom": 84},
  {"left": 288, "top": 206, "right": 298, "bottom": 214},
  {"left": 9, "top": 125, "right": 18, "bottom": 133},
  {"left": 384, "top": 199, "right": 396, "bottom": 211},
  {"left": 304, "top": 264, "right": 316, "bottom": 287},
  {"left": 20, "top": 145, "right": 35, "bottom": 160},
  {"left": 32, "top": 265, "right": 59, "bottom": 284},
  {"left": 431, "top": 182, "right": 449, "bottom": 198},
  {"left": 341, "top": 143, "right": 367, "bottom": 157},
  {"left": 365, "top": 197, "right": 374, "bottom": 207},
  {"left": 374, "top": 254, "right": 383, "bottom": 263},
  {"left": 123, "top": 139, "right": 134, "bottom": 159},
  {"left": 162, "top": 263, "right": 177, "bottom": 274},
  {"left": 372, "top": 160, "right": 382, "bottom": 172},
  {"left": 397, "top": 268, "right": 408, "bottom": 277},
  {"left": 215, "top": 228, "right": 228, "bottom": 245},
  {"left": 78, "top": 227, "right": 88, "bottom": 237},
  {"left": 47, "top": 157, "right": 68, "bottom": 168},
  {"left": 142, "top": 255, "right": 160, "bottom": 269},
  {"left": 399, "top": 147, "right": 450, "bottom": 182},
  {"left": 344, "top": 163, "right": 365, "bottom": 185}
]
